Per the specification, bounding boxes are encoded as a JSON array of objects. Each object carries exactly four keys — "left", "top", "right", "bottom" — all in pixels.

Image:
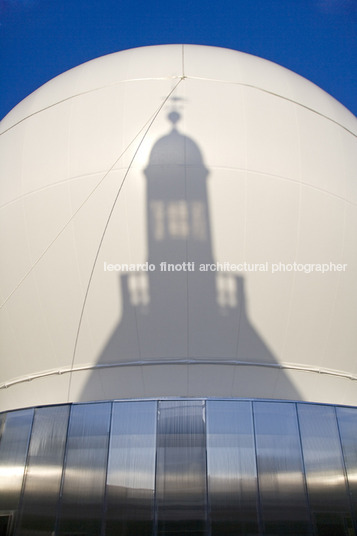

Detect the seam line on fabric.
[
  {"left": 0, "top": 86, "right": 180, "bottom": 310},
  {"left": 0, "top": 76, "right": 182, "bottom": 135},
  {"left": 2, "top": 75, "right": 355, "bottom": 138},
  {"left": 1, "top": 360, "right": 356, "bottom": 390}
]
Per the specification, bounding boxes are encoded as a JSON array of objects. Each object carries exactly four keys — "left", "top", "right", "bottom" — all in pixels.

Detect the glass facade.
[{"left": 0, "top": 399, "right": 356, "bottom": 536}]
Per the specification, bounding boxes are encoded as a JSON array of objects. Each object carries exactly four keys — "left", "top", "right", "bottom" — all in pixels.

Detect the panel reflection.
[
  {"left": 254, "top": 402, "right": 311, "bottom": 536},
  {"left": 337, "top": 407, "right": 357, "bottom": 534},
  {"left": 298, "top": 404, "right": 354, "bottom": 536},
  {"left": 105, "top": 401, "right": 156, "bottom": 536},
  {"left": 16, "top": 405, "right": 69, "bottom": 536},
  {"left": 0, "top": 409, "right": 33, "bottom": 512},
  {"left": 57, "top": 403, "right": 111, "bottom": 536},
  {"left": 156, "top": 400, "right": 207, "bottom": 536},
  {"left": 207, "top": 400, "right": 259, "bottom": 536}
]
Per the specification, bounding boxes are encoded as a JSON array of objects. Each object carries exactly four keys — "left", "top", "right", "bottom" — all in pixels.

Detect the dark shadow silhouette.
[{"left": 79, "top": 109, "right": 300, "bottom": 400}]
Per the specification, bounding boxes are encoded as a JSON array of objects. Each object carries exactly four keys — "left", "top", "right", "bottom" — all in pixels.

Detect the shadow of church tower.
[{"left": 80, "top": 108, "right": 300, "bottom": 399}]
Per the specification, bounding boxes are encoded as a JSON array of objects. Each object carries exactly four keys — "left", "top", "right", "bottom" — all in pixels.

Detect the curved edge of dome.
[{"left": 1, "top": 44, "right": 356, "bottom": 136}]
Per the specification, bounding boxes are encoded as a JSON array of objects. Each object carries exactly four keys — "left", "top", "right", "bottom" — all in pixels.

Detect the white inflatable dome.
[{"left": 0, "top": 44, "right": 356, "bottom": 411}]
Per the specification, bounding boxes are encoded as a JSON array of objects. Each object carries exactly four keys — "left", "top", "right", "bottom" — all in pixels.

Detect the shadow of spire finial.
[{"left": 168, "top": 110, "right": 181, "bottom": 128}]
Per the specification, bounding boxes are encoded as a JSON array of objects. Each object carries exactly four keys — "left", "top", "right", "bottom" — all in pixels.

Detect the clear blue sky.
[{"left": 0, "top": 0, "right": 356, "bottom": 120}]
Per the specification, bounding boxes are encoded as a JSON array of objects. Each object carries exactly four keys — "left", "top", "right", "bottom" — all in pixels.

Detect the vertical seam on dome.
[
  {"left": 234, "top": 85, "right": 248, "bottom": 364},
  {"left": 183, "top": 83, "right": 190, "bottom": 360},
  {"left": 280, "top": 100, "right": 303, "bottom": 362},
  {"left": 182, "top": 44, "right": 185, "bottom": 78}
]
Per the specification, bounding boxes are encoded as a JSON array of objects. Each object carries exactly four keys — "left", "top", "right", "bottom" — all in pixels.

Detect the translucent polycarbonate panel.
[
  {"left": 57, "top": 403, "right": 111, "bottom": 536},
  {"left": 156, "top": 400, "right": 207, "bottom": 536},
  {"left": 105, "top": 401, "right": 156, "bottom": 536},
  {"left": 15, "top": 405, "right": 70, "bottom": 536},
  {"left": 0, "top": 409, "right": 33, "bottom": 510},
  {"left": 254, "top": 402, "right": 312, "bottom": 535},
  {"left": 336, "top": 407, "right": 357, "bottom": 533},
  {"left": 206, "top": 400, "right": 259, "bottom": 535},
  {"left": 298, "top": 404, "right": 354, "bottom": 535}
]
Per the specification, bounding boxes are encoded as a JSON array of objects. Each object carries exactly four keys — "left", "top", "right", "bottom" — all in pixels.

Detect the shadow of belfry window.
[
  {"left": 167, "top": 200, "right": 189, "bottom": 238},
  {"left": 150, "top": 199, "right": 206, "bottom": 241},
  {"left": 216, "top": 272, "right": 238, "bottom": 309},
  {"left": 128, "top": 271, "right": 150, "bottom": 307},
  {"left": 150, "top": 201, "right": 165, "bottom": 240},
  {"left": 191, "top": 201, "right": 207, "bottom": 241}
]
